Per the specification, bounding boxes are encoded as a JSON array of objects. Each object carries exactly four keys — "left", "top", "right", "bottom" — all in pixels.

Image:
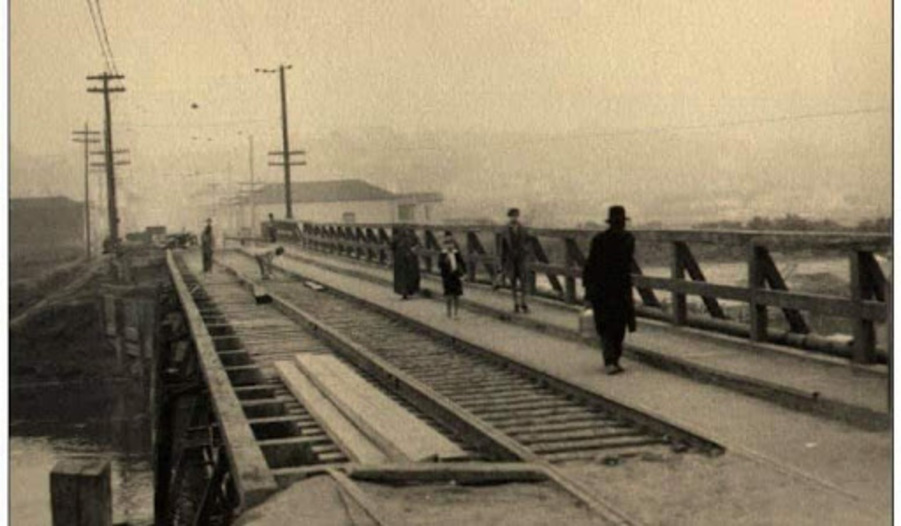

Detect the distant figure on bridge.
[
  {"left": 250, "top": 245, "right": 285, "bottom": 280},
  {"left": 201, "top": 218, "right": 214, "bottom": 273},
  {"left": 583, "top": 206, "right": 637, "bottom": 375},
  {"left": 501, "top": 208, "right": 531, "bottom": 313},
  {"left": 391, "top": 228, "right": 421, "bottom": 300},
  {"left": 267, "top": 213, "right": 278, "bottom": 243},
  {"left": 439, "top": 232, "right": 467, "bottom": 319}
]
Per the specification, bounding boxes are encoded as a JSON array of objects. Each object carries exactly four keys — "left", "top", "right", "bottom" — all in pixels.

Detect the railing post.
[
  {"left": 887, "top": 275, "right": 892, "bottom": 412},
  {"left": 850, "top": 250, "right": 877, "bottom": 364},
  {"left": 671, "top": 242, "right": 687, "bottom": 326},
  {"left": 563, "top": 238, "right": 577, "bottom": 304},
  {"left": 466, "top": 230, "right": 478, "bottom": 283},
  {"left": 748, "top": 242, "right": 768, "bottom": 342}
]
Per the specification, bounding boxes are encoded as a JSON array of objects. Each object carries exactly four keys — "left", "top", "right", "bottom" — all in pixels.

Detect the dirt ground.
[
  {"left": 558, "top": 451, "right": 887, "bottom": 526},
  {"left": 357, "top": 480, "right": 599, "bottom": 525}
]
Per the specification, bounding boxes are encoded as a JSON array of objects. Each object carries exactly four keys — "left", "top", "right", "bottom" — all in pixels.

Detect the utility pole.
[
  {"left": 87, "top": 73, "right": 125, "bottom": 251},
  {"left": 72, "top": 123, "right": 101, "bottom": 258},
  {"left": 255, "top": 64, "right": 305, "bottom": 219}
]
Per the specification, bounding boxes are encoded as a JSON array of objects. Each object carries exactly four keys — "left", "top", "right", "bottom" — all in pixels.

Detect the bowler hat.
[
  {"left": 507, "top": 208, "right": 520, "bottom": 218},
  {"left": 606, "top": 205, "right": 629, "bottom": 223}
]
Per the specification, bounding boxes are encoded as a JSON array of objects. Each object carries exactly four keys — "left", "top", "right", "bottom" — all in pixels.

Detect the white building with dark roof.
[{"left": 234, "top": 179, "right": 443, "bottom": 229}]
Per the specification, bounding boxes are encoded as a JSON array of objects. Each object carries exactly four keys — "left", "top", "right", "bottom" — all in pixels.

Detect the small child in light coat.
[{"left": 438, "top": 232, "right": 467, "bottom": 319}]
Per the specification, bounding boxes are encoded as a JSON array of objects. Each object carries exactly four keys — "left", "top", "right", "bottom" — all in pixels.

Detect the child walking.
[{"left": 438, "top": 232, "right": 467, "bottom": 319}]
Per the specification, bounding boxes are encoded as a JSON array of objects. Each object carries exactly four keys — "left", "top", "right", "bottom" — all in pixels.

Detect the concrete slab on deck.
[{"left": 216, "top": 249, "right": 891, "bottom": 519}]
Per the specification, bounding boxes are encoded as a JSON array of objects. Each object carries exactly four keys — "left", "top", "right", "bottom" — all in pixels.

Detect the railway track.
[
  {"left": 175, "top": 258, "right": 479, "bottom": 485},
  {"left": 215, "top": 250, "right": 723, "bottom": 465},
  {"left": 175, "top": 258, "right": 351, "bottom": 480}
]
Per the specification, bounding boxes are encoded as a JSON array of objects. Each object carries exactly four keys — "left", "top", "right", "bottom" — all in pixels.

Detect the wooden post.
[
  {"left": 886, "top": 276, "right": 892, "bottom": 412},
  {"left": 671, "top": 242, "right": 687, "bottom": 326},
  {"left": 495, "top": 232, "right": 506, "bottom": 289},
  {"left": 748, "top": 243, "right": 768, "bottom": 342},
  {"left": 51, "top": 459, "right": 112, "bottom": 526},
  {"left": 563, "top": 238, "right": 584, "bottom": 304},
  {"left": 850, "top": 250, "right": 877, "bottom": 363},
  {"left": 465, "top": 231, "right": 479, "bottom": 283},
  {"left": 379, "top": 228, "right": 392, "bottom": 266}
]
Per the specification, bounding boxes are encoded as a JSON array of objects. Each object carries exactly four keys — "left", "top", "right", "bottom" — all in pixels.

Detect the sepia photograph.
[{"left": 7, "top": 1, "right": 893, "bottom": 524}]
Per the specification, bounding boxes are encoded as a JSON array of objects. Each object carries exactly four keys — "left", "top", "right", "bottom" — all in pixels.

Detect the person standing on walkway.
[
  {"left": 582, "top": 205, "right": 637, "bottom": 375},
  {"left": 500, "top": 208, "right": 531, "bottom": 313},
  {"left": 250, "top": 245, "right": 284, "bottom": 280},
  {"left": 439, "top": 232, "right": 467, "bottom": 319},
  {"left": 267, "top": 213, "right": 278, "bottom": 243},
  {"left": 201, "top": 218, "right": 214, "bottom": 273},
  {"left": 390, "top": 227, "right": 421, "bottom": 300}
]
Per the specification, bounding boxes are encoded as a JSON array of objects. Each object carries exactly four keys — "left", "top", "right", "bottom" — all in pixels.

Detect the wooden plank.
[
  {"left": 676, "top": 242, "right": 727, "bottom": 319},
  {"left": 630, "top": 259, "right": 662, "bottom": 308},
  {"left": 294, "top": 353, "right": 469, "bottom": 462},
  {"left": 346, "top": 462, "right": 549, "bottom": 485},
  {"left": 166, "top": 251, "right": 279, "bottom": 510},
  {"left": 299, "top": 220, "right": 890, "bottom": 250},
  {"left": 274, "top": 361, "right": 388, "bottom": 465},
  {"left": 757, "top": 248, "right": 809, "bottom": 333}
]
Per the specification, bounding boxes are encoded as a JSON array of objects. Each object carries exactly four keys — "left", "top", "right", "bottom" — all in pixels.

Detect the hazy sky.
[{"left": 10, "top": 0, "right": 892, "bottom": 227}]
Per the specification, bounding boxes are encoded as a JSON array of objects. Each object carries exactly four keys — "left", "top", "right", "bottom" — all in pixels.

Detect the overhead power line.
[
  {"left": 389, "top": 106, "right": 892, "bottom": 154},
  {"left": 92, "top": 0, "right": 119, "bottom": 75},
  {"left": 84, "top": 0, "right": 112, "bottom": 72},
  {"left": 120, "top": 118, "right": 275, "bottom": 129}
]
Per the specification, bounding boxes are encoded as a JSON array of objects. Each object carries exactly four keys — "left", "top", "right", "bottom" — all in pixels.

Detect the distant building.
[
  {"left": 243, "top": 179, "right": 444, "bottom": 225},
  {"left": 10, "top": 196, "right": 84, "bottom": 257}
]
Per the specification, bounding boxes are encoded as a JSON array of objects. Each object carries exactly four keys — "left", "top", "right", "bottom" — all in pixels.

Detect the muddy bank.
[{"left": 9, "top": 274, "right": 120, "bottom": 383}]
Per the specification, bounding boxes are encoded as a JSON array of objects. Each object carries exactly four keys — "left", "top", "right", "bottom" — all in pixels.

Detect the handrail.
[
  {"left": 165, "top": 250, "right": 278, "bottom": 509},
  {"left": 249, "top": 219, "right": 890, "bottom": 365}
]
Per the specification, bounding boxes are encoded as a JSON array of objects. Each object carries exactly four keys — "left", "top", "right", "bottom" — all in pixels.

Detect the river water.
[{"left": 10, "top": 380, "right": 154, "bottom": 525}]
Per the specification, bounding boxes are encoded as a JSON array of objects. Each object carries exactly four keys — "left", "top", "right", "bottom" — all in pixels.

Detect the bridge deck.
[
  {"left": 275, "top": 244, "right": 888, "bottom": 421},
  {"left": 219, "top": 246, "right": 890, "bottom": 516}
]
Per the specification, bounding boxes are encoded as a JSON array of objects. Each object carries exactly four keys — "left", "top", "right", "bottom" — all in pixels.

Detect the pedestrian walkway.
[
  {"left": 218, "top": 248, "right": 891, "bottom": 522},
  {"left": 270, "top": 245, "right": 889, "bottom": 429}
]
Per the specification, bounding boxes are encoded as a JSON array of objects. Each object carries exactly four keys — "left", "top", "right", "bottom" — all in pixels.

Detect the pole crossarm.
[
  {"left": 90, "top": 161, "right": 132, "bottom": 167},
  {"left": 268, "top": 150, "right": 306, "bottom": 156}
]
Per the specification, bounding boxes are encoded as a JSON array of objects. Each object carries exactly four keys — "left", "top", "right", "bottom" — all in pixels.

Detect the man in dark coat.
[
  {"left": 582, "top": 205, "right": 636, "bottom": 375},
  {"left": 390, "top": 228, "right": 421, "bottom": 299},
  {"left": 500, "top": 208, "right": 531, "bottom": 313},
  {"left": 201, "top": 218, "right": 214, "bottom": 273}
]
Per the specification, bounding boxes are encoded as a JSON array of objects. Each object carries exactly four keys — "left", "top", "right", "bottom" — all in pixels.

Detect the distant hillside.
[{"left": 10, "top": 196, "right": 84, "bottom": 277}]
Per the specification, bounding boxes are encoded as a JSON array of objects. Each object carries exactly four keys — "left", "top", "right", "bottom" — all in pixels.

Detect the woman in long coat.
[{"left": 391, "top": 228, "right": 421, "bottom": 299}]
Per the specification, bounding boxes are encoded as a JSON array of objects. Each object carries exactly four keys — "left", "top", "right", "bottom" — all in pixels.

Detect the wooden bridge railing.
[{"left": 263, "top": 220, "right": 890, "bottom": 365}]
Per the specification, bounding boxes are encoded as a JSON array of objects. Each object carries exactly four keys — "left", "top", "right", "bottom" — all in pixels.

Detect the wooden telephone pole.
[
  {"left": 87, "top": 73, "right": 125, "bottom": 250},
  {"left": 72, "top": 124, "right": 101, "bottom": 258},
  {"left": 255, "top": 64, "right": 305, "bottom": 219}
]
